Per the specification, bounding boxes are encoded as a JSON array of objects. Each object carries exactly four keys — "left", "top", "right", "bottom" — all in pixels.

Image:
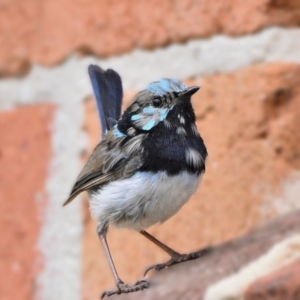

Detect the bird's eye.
[{"left": 152, "top": 98, "right": 162, "bottom": 107}]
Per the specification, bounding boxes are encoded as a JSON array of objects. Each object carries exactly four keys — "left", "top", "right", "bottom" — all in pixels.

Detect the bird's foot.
[
  {"left": 101, "top": 279, "right": 149, "bottom": 298},
  {"left": 144, "top": 246, "right": 212, "bottom": 276}
]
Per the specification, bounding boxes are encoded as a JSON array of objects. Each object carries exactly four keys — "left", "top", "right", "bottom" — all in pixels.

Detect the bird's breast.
[{"left": 89, "top": 171, "right": 202, "bottom": 231}]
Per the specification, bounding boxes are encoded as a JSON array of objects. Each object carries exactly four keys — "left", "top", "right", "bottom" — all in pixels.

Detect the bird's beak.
[{"left": 179, "top": 86, "right": 200, "bottom": 98}]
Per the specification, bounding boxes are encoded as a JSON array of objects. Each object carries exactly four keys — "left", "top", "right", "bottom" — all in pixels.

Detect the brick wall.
[{"left": 1, "top": 1, "right": 300, "bottom": 300}]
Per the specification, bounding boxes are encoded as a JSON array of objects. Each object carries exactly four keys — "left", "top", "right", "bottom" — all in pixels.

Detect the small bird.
[{"left": 64, "top": 65, "right": 208, "bottom": 298}]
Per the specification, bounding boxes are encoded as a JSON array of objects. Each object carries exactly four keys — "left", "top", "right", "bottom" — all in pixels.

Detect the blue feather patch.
[
  {"left": 145, "top": 78, "right": 187, "bottom": 96},
  {"left": 142, "top": 107, "right": 157, "bottom": 115},
  {"left": 159, "top": 109, "right": 168, "bottom": 121},
  {"left": 142, "top": 107, "right": 169, "bottom": 121},
  {"left": 142, "top": 119, "right": 156, "bottom": 131},
  {"left": 113, "top": 125, "right": 126, "bottom": 138},
  {"left": 131, "top": 114, "right": 142, "bottom": 121}
]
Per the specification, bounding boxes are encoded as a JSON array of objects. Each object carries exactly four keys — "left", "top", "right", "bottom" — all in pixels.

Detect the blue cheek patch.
[
  {"left": 142, "top": 119, "right": 156, "bottom": 131},
  {"left": 159, "top": 109, "right": 168, "bottom": 121},
  {"left": 142, "top": 107, "right": 156, "bottom": 115},
  {"left": 142, "top": 107, "right": 168, "bottom": 121},
  {"left": 134, "top": 107, "right": 170, "bottom": 131},
  {"left": 131, "top": 114, "right": 142, "bottom": 121}
]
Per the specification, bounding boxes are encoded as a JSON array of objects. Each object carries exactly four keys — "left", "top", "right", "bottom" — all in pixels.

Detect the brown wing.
[{"left": 63, "top": 132, "right": 144, "bottom": 206}]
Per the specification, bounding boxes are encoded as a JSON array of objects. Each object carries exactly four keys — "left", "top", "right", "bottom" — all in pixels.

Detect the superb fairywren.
[{"left": 64, "top": 65, "right": 208, "bottom": 298}]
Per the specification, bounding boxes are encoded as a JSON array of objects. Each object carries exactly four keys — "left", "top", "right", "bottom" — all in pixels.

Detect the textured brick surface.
[
  {"left": 0, "top": 104, "right": 54, "bottom": 300},
  {"left": 118, "top": 210, "right": 300, "bottom": 299},
  {"left": 81, "top": 63, "right": 300, "bottom": 299},
  {"left": 1, "top": 0, "right": 300, "bottom": 75},
  {"left": 244, "top": 258, "right": 300, "bottom": 300}
]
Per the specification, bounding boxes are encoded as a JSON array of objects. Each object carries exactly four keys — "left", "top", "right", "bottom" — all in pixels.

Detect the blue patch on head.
[
  {"left": 142, "top": 119, "right": 156, "bottom": 131},
  {"left": 145, "top": 78, "right": 187, "bottom": 96},
  {"left": 159, "top": 79, "right": 170, "bottom": 92},
  {"left": 131, "top": 114, "right": 142, "bottom": 121}
]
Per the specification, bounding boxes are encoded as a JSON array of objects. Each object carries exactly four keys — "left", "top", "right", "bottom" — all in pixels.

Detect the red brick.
[
  {"left": 0, "top": 104, "right": 55, "bottom": 300},
  {"left": 245, "top": 258, "right": 300, "bottom": 300},
  {"left": 1, "top": 0, "right": 300, "bottom": 75}
]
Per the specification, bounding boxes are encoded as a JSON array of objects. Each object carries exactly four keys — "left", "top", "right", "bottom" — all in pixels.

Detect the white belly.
[{"left": 89, "top": 171, "right": 201, "bottom": 231}]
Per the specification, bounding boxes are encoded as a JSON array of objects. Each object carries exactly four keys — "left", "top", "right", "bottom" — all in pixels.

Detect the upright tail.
[{"left": 88, "top": 65, "right": 123, "bottom": 137}]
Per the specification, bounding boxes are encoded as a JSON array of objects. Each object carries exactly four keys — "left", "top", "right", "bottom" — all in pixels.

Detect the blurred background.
[{"left": 1, "top": 1, "right": 300, "bottom": 300}]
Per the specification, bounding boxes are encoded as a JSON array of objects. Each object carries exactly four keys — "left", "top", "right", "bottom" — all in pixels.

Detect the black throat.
[{"left": 139, "top": 103, "right": 207, "bottom": 175}]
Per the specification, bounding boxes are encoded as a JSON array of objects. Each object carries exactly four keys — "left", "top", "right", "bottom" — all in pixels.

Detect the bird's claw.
[
  {"left": 144, "top": 247, "right": 212, "bottom": 277},
  {"left": 101, "top": 280, "right": 149, "bottom": 298}
]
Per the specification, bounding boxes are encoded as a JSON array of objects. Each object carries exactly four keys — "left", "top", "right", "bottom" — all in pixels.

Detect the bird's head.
[{"left": 118, "top": 78, "right": 199, "bottom": 134}]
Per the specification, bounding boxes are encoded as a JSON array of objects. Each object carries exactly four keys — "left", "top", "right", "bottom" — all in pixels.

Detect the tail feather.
[
  {"left": 64, "top": 65, "right": 123, "bottom": 206},
  {"left": 88, "top": 65, "right": 123, "bottom": 137},
  {"left": 106, "top": 69, "right": 123, "bottom": 123}
]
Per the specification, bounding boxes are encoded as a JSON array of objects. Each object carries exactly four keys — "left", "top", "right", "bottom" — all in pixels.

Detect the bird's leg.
[
  {"left": 140, "top": 230, "right": 212, "bottom": 276},
  {"left": 98, "top": 224, "right": 149, "bottom": 298}
]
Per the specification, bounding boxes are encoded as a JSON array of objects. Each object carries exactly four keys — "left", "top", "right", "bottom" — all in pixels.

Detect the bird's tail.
[{"left": 88, "top": 65, "right": 123, "bottom": 137}]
